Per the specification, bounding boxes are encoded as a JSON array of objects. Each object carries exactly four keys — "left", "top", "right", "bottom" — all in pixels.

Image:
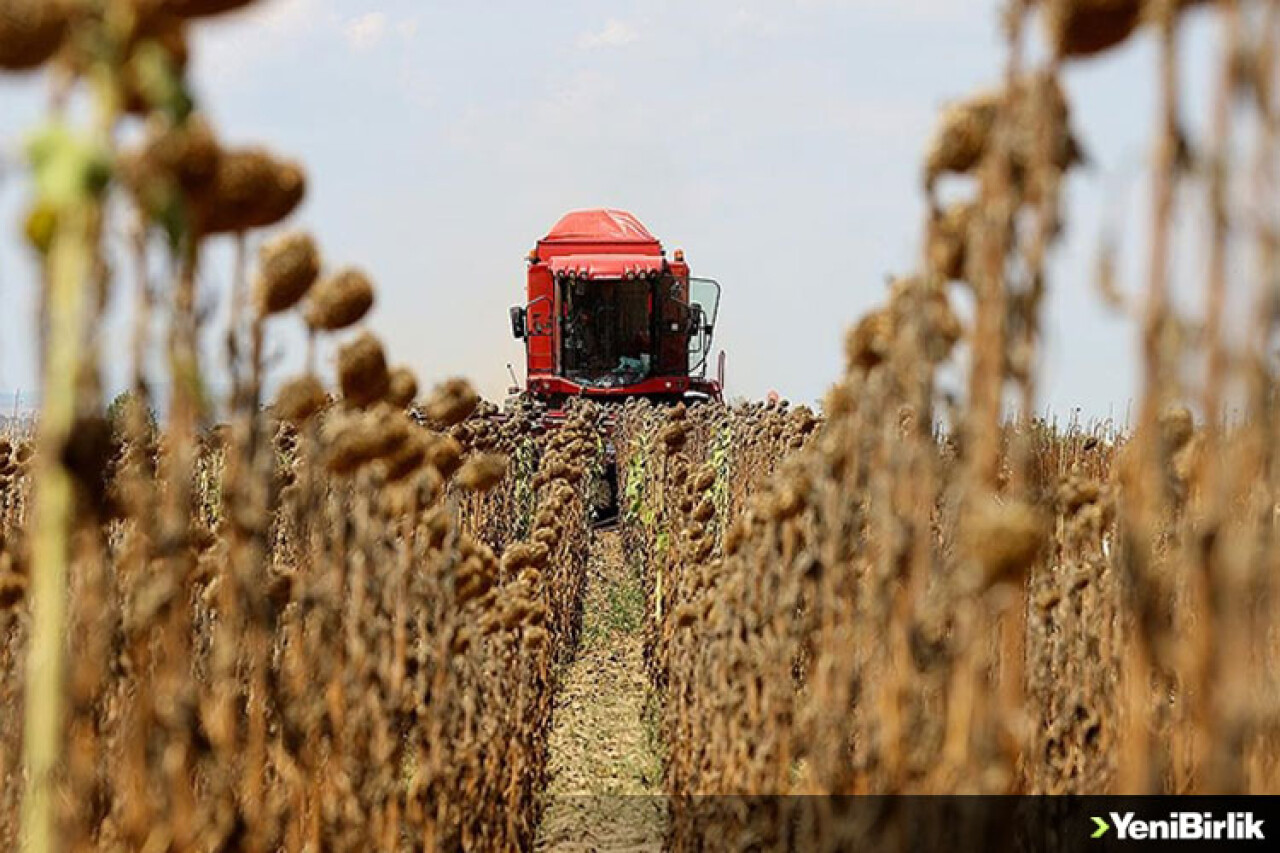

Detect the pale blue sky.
[{"left": 0, "top": 1, "right": 1226, "bottom": 417}]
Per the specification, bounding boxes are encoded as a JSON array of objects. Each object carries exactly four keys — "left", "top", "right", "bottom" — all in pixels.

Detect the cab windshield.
[{"left": 560, "top": 278, "right": 654, "bottom": 388}]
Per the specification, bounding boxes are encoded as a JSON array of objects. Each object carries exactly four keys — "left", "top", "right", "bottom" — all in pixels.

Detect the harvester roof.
[{"left": 536, "top": 209, "right": 665, "bottom": 267}]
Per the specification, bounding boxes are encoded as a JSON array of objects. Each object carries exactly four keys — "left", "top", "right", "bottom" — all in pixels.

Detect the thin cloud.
[
  {"left": 198, "top": 3, "right": 419, "bottom": 79},
  {"left": 396, "top": 18, "right": 420, "bottom": 41},
  {"left": 725, "top": 9, "right": 783, "bottom": 39},
  {"left": 577, "top": 19, "right": 641, "bottom": 50},
  {"left": 196, "top": 0, "right": 324, "bottom": 76},
  {"left": 344, "top": 12, "right": 388, "bottom": 51}
]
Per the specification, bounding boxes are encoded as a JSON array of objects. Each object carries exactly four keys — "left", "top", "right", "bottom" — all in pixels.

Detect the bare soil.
[{"left": 535, "top": 531, "right": 666, "bottom": 852}]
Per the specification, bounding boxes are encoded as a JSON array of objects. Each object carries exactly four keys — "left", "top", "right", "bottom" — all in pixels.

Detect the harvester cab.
[
  {"left": 509, "top": 209, "right": 723, "bottom": 411},
  {"left": 508, "top": 208, "right": 724, "bottom": 525}
]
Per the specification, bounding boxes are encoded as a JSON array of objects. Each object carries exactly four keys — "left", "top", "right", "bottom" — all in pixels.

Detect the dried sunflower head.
[
  {"left": 1043, "top": 0, "right": 1143, "bottom": 60},
  {"left": 386, "top": 366, "right": 419, "bottom": 409},
  {"left": 305, "top": 268, "right": 375, "bottom": 331},
  {"left": 256, "top": 230, "right": 320, "bottom": 315},
  {"left": 272, "top": 375, "right": 328, "bottom": 424},
  {"left": 961, "top": 495, "right": 1047, "bottom": 589},
  {"left": 337, "top": 331, "right": 390, "bottom": 409},
  {"left": 423, "top": 378, "right": 479, "bottom": 427},
  {"left": 0, "top": 0, "right": 69, "bottom": 72},
  {"left": 455, "top": 453, "right": 507, "bottom": 492},
  {"left": 198, "top": 147, "right": 305, "bottom": 234}
]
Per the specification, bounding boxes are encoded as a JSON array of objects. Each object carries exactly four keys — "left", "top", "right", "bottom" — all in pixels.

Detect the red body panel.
[
  {"left": 548, "top": 254, "right": 664, "bottom": 278},
  {"left": 526, "top": 263, "right": 555, "bottom": 374},
  {"left": 517, "top": 208, "right": 720, "bottom": 404}
]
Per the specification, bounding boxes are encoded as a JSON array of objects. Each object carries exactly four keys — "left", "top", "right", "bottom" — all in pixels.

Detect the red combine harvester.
[
  {"left": 508, "top": 208, "right": 724, "bottom": 522},
  {"left": 509, "top": 208, "right": 723, "bottom": 409}
]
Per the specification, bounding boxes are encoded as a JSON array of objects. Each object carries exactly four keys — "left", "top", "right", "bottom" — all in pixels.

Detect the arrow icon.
[{"left": 1091, "top": 816, "right": 1110, "bottom": 839}]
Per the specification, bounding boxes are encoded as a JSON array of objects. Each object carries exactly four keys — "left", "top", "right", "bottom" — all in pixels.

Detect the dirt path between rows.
[{"left": 535, "top": 530, "right": 666, "bottom": 852}]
